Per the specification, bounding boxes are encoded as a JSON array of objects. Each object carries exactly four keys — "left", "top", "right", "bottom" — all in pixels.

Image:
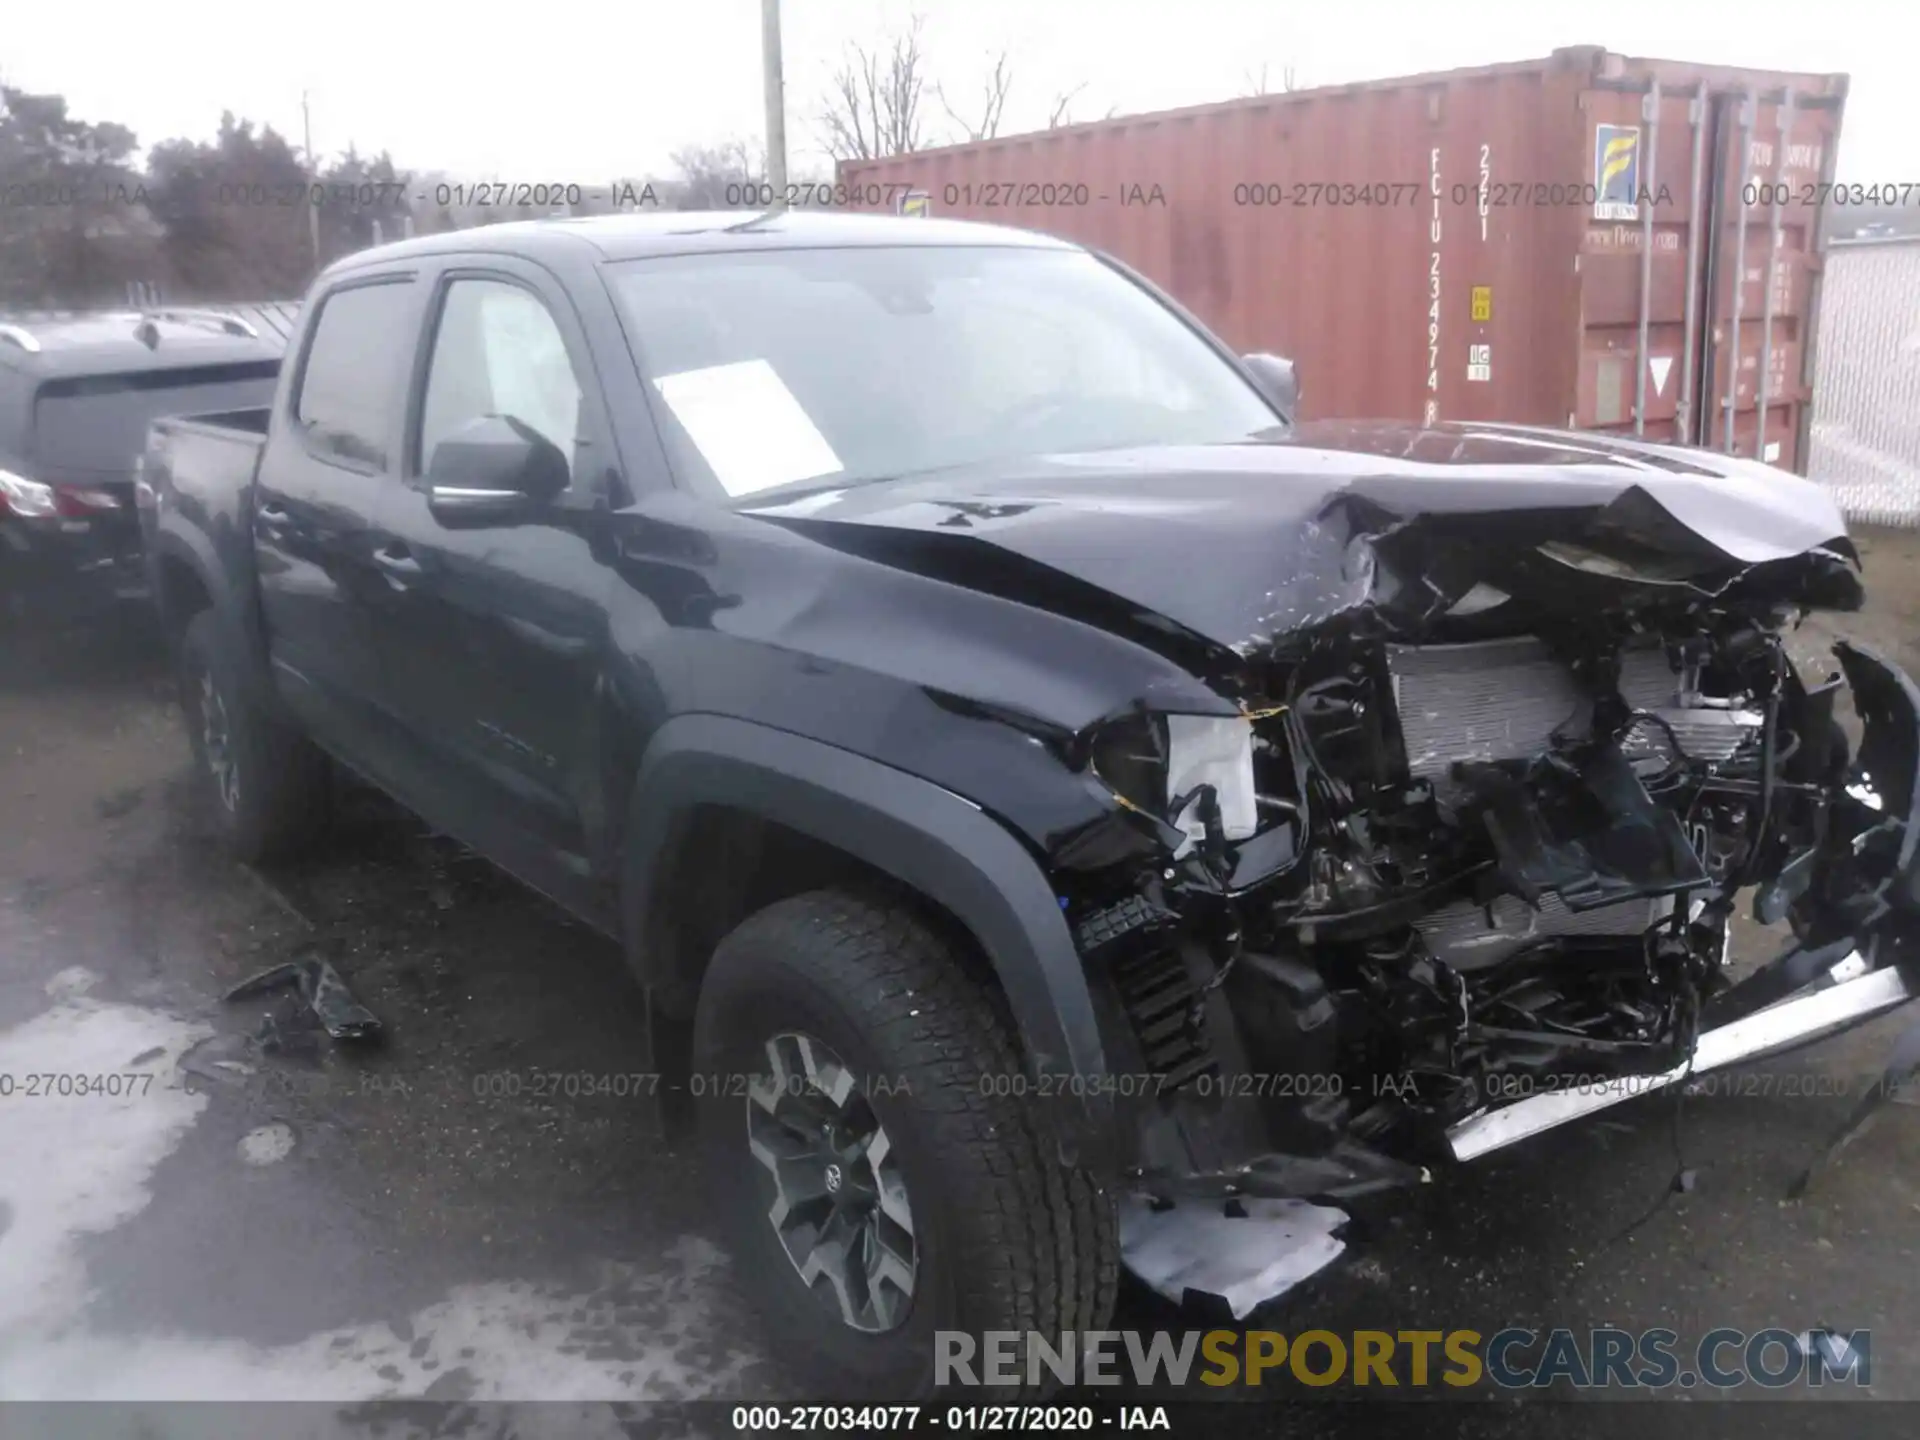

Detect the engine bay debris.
[{"left": 869, "top": 455, "right": 1920, "bottom": 1202}]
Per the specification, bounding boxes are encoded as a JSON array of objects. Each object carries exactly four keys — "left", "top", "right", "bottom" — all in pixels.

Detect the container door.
[
  {"left": 1695, "top": 89, "right": 1841, "bottom": 470},
  {"left": 1574, "top": 79, "right": 1699, "bottom": 447}
]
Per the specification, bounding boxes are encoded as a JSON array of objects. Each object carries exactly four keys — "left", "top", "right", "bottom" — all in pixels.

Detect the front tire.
[
  {"left": 178, "top": 609, "right": 331, "bottom": 864},
  {"left": 692, "top": 889, "right": 1118, "bottom": 1398}
]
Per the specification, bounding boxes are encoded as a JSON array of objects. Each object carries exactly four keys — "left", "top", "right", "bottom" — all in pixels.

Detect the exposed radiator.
[{"left": 1385, "top": 637, "right": 1760, "bottom": 789}]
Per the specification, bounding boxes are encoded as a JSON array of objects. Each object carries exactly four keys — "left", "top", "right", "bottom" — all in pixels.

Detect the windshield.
[{"left": 608, "top": 245, "right": 1281, "bottom": 500}]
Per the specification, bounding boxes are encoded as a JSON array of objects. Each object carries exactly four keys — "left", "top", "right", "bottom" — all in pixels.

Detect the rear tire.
[
  {"left": 692, "top": 889, "right": 1118, "bottom": 1399},
  {"left": 178, "top": 609, "right": 331, "bottom": 863}
]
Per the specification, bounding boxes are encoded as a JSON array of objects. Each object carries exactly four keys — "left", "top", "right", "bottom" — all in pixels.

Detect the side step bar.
[{"left": 1447, "top": 956, "right": 1916, "bottom": 1162}]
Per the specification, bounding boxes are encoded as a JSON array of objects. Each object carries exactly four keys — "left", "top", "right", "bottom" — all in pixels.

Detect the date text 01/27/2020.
[{"left": 728, "top": 1405, "right": 1170, "bottom": 1433}]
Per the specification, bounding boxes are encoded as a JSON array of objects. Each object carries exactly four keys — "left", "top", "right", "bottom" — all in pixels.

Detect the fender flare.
[
  {"left": 146, "top": 519, "right": 250, "bottom": 645},
  {"left": 146, "top": 519, "right": 276, "bottom": 702},
  {"left": 620, "top": 713, "right": 1114, "bottom": 1165},
  {"left": 146, "top": 521, "right": 230, "bottom": 629}
]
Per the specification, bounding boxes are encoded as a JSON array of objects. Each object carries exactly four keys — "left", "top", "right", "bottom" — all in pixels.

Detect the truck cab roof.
[{"left": 324, "top": 209, "right": 1075, "bottom": 276}]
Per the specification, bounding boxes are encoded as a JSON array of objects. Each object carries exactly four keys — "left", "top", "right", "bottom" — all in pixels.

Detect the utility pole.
[
  {"left": 760, "top": 0, "right": 789, "bottom": 207},
  {"left": 302, "top": 91, "right": 321, "bottom": 264}
]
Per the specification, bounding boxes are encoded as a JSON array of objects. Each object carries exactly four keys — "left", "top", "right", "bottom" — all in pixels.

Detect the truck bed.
[
  {"left": 145, "top": 409, "right": 270, "bottom": 500},
  {"left": 155, "top": 406, "right": 272, "bottom": 439},
  {"left": 139, "top": 409, "right": 274, "bottom": 615}
]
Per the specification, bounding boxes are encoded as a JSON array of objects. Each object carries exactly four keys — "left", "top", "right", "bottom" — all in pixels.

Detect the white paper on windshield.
[{"left": 652, "top": 359, "right": 843, "bottom": 497}]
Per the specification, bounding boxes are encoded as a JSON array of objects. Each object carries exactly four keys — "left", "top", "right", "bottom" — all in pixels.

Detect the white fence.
[{"left": 1808, "top": 237, "right": 1920, "bottom": 527}]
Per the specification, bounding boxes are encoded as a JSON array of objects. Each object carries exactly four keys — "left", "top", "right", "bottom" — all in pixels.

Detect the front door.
[{"left": 372, "top": 263, "right": 617, "bottom": 912}]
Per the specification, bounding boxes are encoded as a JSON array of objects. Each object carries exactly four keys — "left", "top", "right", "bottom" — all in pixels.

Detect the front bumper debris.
[
  {"left": 1115, "top": 641, "right": 1920, "bottom": 1197},
  {"left": 1446, "top": 952, "right": 1913, "bottom": 1160},
  {"left": 1447, "top": 640, "right": 1920, "bottom": 1170}
]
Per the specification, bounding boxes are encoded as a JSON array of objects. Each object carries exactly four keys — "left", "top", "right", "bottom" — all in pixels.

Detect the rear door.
[{"left": 255, "top": 274, "right": 421, "bottom": 760}]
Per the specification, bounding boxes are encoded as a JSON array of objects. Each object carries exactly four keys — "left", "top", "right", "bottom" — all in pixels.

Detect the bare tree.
[
  {"left": 1047, "top": 83, "right": 1087, "bottom": 129},
  {"left": 818, "top": 14, "right": 930, "bottom": 161},
  {"left": 668, "top": 139, "right": 764, "bottom": 209},
  {"left": 937, "top": 51, "right": 1012, "bottom": 142},
  {"left": 1242, "top": 63, "right": 1300, "bottom": 96}
]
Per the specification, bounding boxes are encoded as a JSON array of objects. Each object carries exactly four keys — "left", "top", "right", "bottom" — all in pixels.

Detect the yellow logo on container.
[{"left": 1594, "top": 124, "right": 1641, "bottom": 220}]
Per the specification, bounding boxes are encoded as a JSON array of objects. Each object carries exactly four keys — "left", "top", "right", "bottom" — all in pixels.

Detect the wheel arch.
[
  {"left": 620, "top": 714, "right": 1114, "bottom": 1166},
  {"left": 146, "top": 519, "right": 286, "bottom": 710},
  {"left": 148, "top": 525, "right": 224, "bottom": 641}
]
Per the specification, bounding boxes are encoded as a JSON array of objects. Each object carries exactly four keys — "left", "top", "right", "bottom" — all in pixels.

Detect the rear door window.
[{"left": 294, "top": 281, "right": 414, "bottom": 469}]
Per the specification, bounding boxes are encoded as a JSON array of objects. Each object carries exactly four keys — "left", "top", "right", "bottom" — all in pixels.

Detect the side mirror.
[
  {"left": 424, "top": 415, "right": 570, "bottom": 526},
  {"left": 1241, "top": 352, "right": 1300, "bottom": 424}
]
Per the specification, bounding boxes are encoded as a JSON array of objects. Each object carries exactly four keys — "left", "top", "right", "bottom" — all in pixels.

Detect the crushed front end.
[{"left": 1049, "top": 513, "right": 1920, "bottom": 1202}]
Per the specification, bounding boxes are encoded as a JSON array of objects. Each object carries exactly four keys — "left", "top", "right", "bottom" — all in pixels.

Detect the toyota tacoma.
[{"left": 138, "top": 211, "right": 1920, "bottom": 1395}]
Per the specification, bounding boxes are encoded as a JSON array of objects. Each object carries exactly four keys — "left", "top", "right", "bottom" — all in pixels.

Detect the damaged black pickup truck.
[{"left": 139, "top": 211, "right": 1920, "bottom": 1394}]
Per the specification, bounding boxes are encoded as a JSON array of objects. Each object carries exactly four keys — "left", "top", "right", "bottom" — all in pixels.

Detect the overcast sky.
[{"left": 3, "top": 0, "right": 1904, "bottom": 182}]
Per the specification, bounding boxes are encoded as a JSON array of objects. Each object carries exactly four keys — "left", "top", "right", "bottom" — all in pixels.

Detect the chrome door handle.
[{"left": 374, "top": 543, "right": 423, "bottom": 586}]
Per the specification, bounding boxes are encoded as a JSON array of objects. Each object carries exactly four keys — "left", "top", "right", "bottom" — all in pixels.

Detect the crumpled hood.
[{"left": 746, "top": 421, "right": 1862, "bottom": 653}]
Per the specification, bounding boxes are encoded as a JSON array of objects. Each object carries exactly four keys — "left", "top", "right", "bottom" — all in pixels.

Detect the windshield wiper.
[{"left": 735, "top": 476, "right": 856, "bottom": 509}]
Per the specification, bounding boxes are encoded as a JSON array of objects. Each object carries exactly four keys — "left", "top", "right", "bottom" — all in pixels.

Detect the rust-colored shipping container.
[{"left": 838, "top": 46, "right": 1850, "bottom": 472}]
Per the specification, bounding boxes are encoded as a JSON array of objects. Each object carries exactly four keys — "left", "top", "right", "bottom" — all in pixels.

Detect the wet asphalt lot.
[{"left": 4, "top": 534, "right": 1920, "bottom": 1437}]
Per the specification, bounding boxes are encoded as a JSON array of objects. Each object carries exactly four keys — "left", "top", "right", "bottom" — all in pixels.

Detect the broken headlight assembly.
[{"left": 1087, "top": 709, "right": 1302, "bottom": 877}]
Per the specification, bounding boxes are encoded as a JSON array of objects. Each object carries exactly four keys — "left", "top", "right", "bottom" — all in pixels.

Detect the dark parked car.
[
  {"left": 139, "top": 211, "right": 1920, "bottom": 1395},
  {"left": 0, "top": 306, "right": 292, "bottom": 626}
]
